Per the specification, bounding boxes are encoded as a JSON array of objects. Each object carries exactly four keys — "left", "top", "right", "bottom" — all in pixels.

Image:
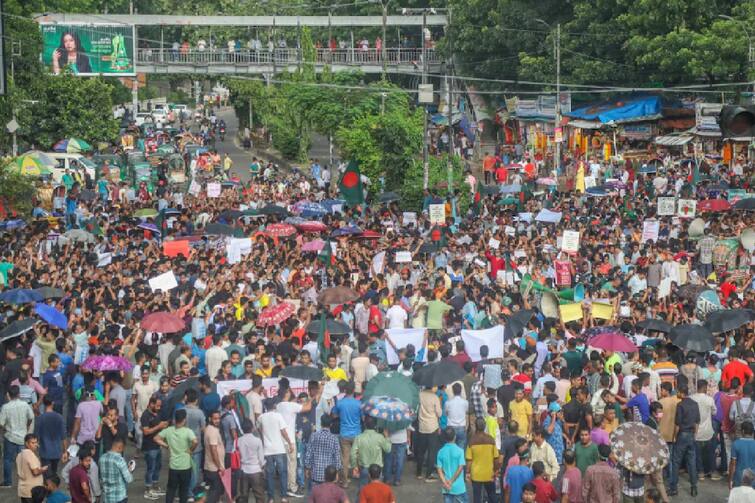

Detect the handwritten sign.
[
  {"left": 488, "top": 238, "right": 500, "bottom": 249},
  {"left": 402, "top": 212, "right": 417, "bottom": 226},
  {"left": 657, "top": 197, "right": 676, "bottom": 216},
  {"left": 395, "top": 251, "right": 412, "bottom": 263},
  {"left": 561, "top": 230, "right": 580, "bottom": 253},
  {"left": 641, "top": 220, "right": 660, "bottom": 243},
  {"left": 207, "top": 182, "right": 221, "bottom": 198},
  {"left": 429, "top": 204, "right": 445, "bottom": 225},
  {"left": 149, "top": 270, "right": 178, "bottom": 292}
]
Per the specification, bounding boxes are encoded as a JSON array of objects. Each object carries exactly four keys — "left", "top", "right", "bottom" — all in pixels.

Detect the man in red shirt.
[
  {"left": 69, "top": 452, "right": 93, "bottom": 503},
  {"left": 359, "top": 464, "right": 395, "bottom": 503},
  {"left": 531, "top": 460, "right": 558, "bottom": 502},
  {"left": 367, "top": 296, "right": 383, "bottom": 335},
  {"left": 722, "top": 348, "right": 753, "bottom": 389}
]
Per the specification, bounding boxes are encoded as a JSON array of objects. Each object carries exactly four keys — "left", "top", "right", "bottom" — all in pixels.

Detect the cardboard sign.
[
  {"left": 385, "top": 328, "right": 428, "bottom": 365},
  {"left": 559, "top": 303, "right": 583, "bottom": 322},
  {"left": 561, "top": 230, "right": 580, "bottom": 253},
  {"left": 657, "top": 197, "right": 676, "bottom": 216},
  {"left": 149, "top": 270, "right": 178, "bottom": 292},
  {"left": 395, "top": 251, "right": 412, "bottom": 263},
  {"left": 163, "top": 240, "right": 190, "bottom": 258},
  {"left": 488, "top": 238, "right": 501, "bottom": 249},
  {"left": 371, "top": 251, "right": 386, "bottom": 277},
  {"left": 429, "top": 204, "right": 446, "bottom": 225},
  {"left": 207, "top": 182, "right": 221, "bottom": 198},
  {"left": 677, "top": 199, "right": 697, "bottom": 218},
  {"left": 402, "top": 212, "right": 417, "bottom": 226},
  {"left": 641, "top": 220, "right": 660, "bottom": 243}
]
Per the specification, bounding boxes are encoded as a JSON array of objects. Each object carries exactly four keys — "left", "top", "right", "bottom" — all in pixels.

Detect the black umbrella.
[
  {"left": 637, "top": 318, "right": 673, "bottom": 333},
  {"left": 704, "top": 308, "right": 755, "bottom": 333},
  {"left": 378, "top": 192, "right": 400, "bottom": 203},
  {"left": 305, "top": 318, "right": 351, "bottom": 335},
  {"left": 279, "top": 365, "right": 324, "bottom": 381},
  {"left": 204, "top": 223, "right": 238, "bottom": 237},
  {"left": 504, "top": 309, "right": 535, "bottom": 339},
  {"left": 733, "top": 198, "right": 755, "bottom": 211},
  {"left": 669, "top": 324, "right": 714, "bottom": 353},
  {"left": 0, "top": 319, "right": 37, "bottom": 343},
  {"left": 34, "top": 286, "right": 66, "bottom": 300},
  {"left": 160, "top": 377, "right": 213, "bottom": 421},
  {"left": 260, "top": 204, "right": 290, "bottom": 217},
  {"left": 412, "top": 360, "right": 467, "bottom": 387},
  {"left": 218, "top": 210, "right": 243, "bottom": 221}
]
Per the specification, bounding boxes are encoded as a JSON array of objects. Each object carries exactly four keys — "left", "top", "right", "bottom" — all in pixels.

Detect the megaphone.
[
  {"left": 557, "top": 284, "right": 585, "bottom": 303},
  {"left": 541, "top": 291, "right": 560, "bottom": 319},
  {"left": 520, "top": 273, "right": 551, "bottom": 294},
  {"left": 742, "top": 228, "right": 755, "bottom": 252},
  {"left": 688, "top": 218, "right": 706, "bottom": 240}
]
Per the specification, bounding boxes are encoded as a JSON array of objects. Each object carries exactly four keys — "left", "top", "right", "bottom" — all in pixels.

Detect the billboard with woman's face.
[{"left": 40, "top": 24, "right": 135, "bottom": 76}]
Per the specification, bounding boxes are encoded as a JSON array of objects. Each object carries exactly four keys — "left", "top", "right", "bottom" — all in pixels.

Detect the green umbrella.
[
  {"left": 497, "top": 196, "right": 519, "bottom": 206},
  {"left": 134, "top": 208, "right": 158, "bottom": 218},
  {"left": 362, "top": 371, "right": 419, "bottom": 410},
  {"left": 11, "top": 155, "right": 53, "bottom": 177}
]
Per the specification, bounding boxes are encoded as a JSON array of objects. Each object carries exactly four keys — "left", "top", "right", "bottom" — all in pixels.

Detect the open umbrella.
[
  {"left": 53, "top": 138, "right": 92, "bottom": 153},
  {"left": 20, "top": 151, "right": 57, "bottom": 168},
  {"left": 331, "top": 226, "right": 362, "bottom": 237},
  {"left": 704, "top": 308, "right": 755, "bottom": 333},
  {"left": 361, "top": 396, "right": 414, "bottom": 424},
  {"left": 583, "top": 326, "right": 624, "bottom": 339},
  {"left": 63, "top": 229, "right": 96, "bottom": 243},
  {"left": 305, "top": 318, "right": 351, "bottom": 336},
  {"left": 0, "top": 319, "right": 37, "bottom": 343},
  {"left": 589, "top": 333, "right": 637, "bottom": 353},
  {"left": 378, "top": 192, "right": 400, "bottom": 203},
  {"left": 134, "top": 208, "right": 159, "bottom": 218},
  {"left": 34, "top": 286, "right": 65, "bottom": 300},
  {"left": 141, "top": 311, "right": 186, "bottom": 333},
  {"left": 204, "top": 223, "right": 239, "bottom": 237},
  {"left": 81, "top": 355, "right": 133, "bottom": 372},
  {"left": 279, "top": 365, "right": 324, "bottom": 381},
  {"left": 78, "top": 190, "right": 97, "bottom": 202},
  {"left": 265, "top": 223, "right": 297, "bottom": 238},
  {"left": 697, "top": 199, "right": 731, "bottom": 212},
  {"left": 610, "top": 422, "right": 669, "bottom": 474},
  {"left": 636, "top": 318, "right": 672, "bottom": 333},
  {"left": 296, "top": 221, "right": 328, "bottom": 233},
  {"left": 535, "top": 177, "right": 557, "bottom": 186},
  {"left": 301, "top": 239, "right": 326, "bottom": 252},
  {"left": 292, "top": 201, "right": 327, "bottom": 218},
  {"left": 669, "top": 324, "right": 714, "bottom": 352},
  {"left": 318, "top": 286, "right": 360, "bottom": 305},
  {"left": 412, "top": 360, "right": 467, "bottom": 387},
  {"left": 218, "top": 210, "right": 243, "bottom": 221},
  {"left": 479, "top": 185, "right": 500, "bottom": 196},
  {"left": 259, "top": 204, "right": 290, "bottom": 217},
  {"left": 137, "top": 223, "right": 160, "bottom": 235},
  {"left": 35, "top": 303, "right": 68, "bottom": 330},
  {"left": 0, "top": 288, "right": 43, "bottom": 304},
  {"left": 258, "top": 302, "right": 296, "bottom": 326},
  {"left": 362, "top": 371, "right": 419, "bottom": 409},
  {"left": 733, "top": 198, "right": 755, "bottom": 211},
  {"left": 586, "top": 187, "right": 610, "bottom": 197},
  {"left": 12, "top": 155, "right": 53, "bottom": 177},
  {"left": 499, "top": 184, "right": 522, "bottom": 194}
]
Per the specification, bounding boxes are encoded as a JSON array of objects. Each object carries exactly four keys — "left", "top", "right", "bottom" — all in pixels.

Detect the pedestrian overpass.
[{"left": 34, "top": 14, "right": 448, "bottom": 75}]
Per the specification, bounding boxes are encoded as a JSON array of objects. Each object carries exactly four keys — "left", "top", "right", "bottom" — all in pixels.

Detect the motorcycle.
[{"left": 219, "top": 127, "right": 226, "bottom": 142}]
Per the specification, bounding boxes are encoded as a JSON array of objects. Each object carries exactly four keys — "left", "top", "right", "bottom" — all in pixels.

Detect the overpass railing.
[{"left": 137, "top": 47, "right": 440, "bottom": 66}]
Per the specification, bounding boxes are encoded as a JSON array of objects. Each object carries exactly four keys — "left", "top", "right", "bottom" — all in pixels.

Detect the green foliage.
[
  {"left": 400, "top": 155, "right": 471, "bottom": 213},
  {"left": 0, "top": 163, "right": 38, "bottom": 217}
]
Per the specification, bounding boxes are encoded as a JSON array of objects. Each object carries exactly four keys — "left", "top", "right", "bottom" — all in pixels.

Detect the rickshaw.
[
  {"left": 132, "top": 161, "right": 156, "bottom": 192},
  {"left": 167, "top": 154, "right": 188, "bottom": 185},
  {"left": 92, "top": 153, "right": 126, "bottom": 182}
]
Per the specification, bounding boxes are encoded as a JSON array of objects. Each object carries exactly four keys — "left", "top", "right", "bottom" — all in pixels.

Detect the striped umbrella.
[
  {"left": 53, "top": 138, "right": 92, "bottom": 153},
  {"left": 12, "top": 155, "right": 53, "bottom": 177}
]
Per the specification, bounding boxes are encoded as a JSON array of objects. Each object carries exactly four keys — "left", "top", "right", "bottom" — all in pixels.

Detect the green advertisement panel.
[{"left": 40, "top": 24, "right": 135, "bottom": 76}]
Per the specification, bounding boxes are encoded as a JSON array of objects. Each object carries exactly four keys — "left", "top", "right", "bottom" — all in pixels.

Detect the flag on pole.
[
  {"left": 338, "top": 161, "right": 365, "bottom": 207},
  {"left": 318, "top": 241, "right": 335, "bottom": 267},
  {"left": 317, "top": 312, "right": 331, "bottom": 364}
]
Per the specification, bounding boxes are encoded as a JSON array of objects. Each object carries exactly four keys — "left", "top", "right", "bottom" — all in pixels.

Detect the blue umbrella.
[
  {"left": 331, "top": 226, "right": 362, "bottom": 237},
  {"left": 294, "top": 201, "right": 328, "bottom": 218},
  {"left": 638, "top": 165, "right": 656, "bottom": 174},
  {"left": 586, "top": 187, "right": 610, "bottom": 197},
  {"left": 35, "top": 303, "right": 68, "bottom": 330},
  {"left": 499, "top": 184, "right": 522, "bottom": 194},
  {"left": 137, "top": 222, "right": 161, "bottom": 235},
  {"left": 321, "top": 199, "right": 346, "bottom": 213},
  {"left": 361, "top": 396, "right": 415, "bottom": 424},
  {"left": 0, "top": 289, "right": 43, "bottom": 305},
  {"left": 163, "top": 208, "right": 182, "bottom": 216}
]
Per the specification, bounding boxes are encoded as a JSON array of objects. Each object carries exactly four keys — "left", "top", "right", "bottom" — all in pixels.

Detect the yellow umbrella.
[{"left": 11, "top": 155, "right": 52, "bottom": 177}]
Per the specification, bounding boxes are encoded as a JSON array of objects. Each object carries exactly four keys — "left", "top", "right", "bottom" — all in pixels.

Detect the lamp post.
[
  {"left": 536, "top": 19, "right": 561, "bottom": 173},
  {"left": 719, "top": 14, "right": 754, "bottom": 98}
]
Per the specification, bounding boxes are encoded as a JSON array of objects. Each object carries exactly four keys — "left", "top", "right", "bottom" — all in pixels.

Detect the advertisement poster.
[{"left": 40, "top": 24, "right": 135, "bottom": 76}]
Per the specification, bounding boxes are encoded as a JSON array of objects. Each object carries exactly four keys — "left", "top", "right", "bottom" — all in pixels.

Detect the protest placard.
[
  {"left": 429, "top": 204, "right": 445, "bottom": 225},
  {"left": 678, "top": 199, "right": 697, "bottom": 218},
  {"left": 149, "top": 270, "right": 178, "bottom": 292},
  {"left": 642, "top": 220, "right": 660, "bottom": 243},
  {"left": 461, "top": 326, "right": 505, "bottom": 362},
  {"left": 657, "top": 197, "right": 676, "bottom": 216},
  {"left": 207, "top": 182, "right": 221, "bottom": 198},
  {"left": 395, "top": 251, "right": 412, "bottom": 263},
  {"left": 561, "top": 230, "right": 580, "bottom": 253},
  {"left": 385, "top": 328, "right": 428, "bottom": 365}
]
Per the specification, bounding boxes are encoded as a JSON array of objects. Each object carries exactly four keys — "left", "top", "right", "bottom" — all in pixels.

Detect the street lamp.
[
  {"left": 718, "top": 14, "right": 754, "bottom": 97},
  {"left": 535, "top": 18, "right": 561, "bottom": 174}
]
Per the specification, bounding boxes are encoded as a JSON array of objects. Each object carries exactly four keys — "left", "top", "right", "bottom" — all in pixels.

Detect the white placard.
[
  {"left": 194, "top": 279, "right": 207, "bottom": 291},
  {"left": 677, "top": 199, "right": 697, "bottom": 218},
  {"left": 149, "top": 270, "right": 178, "bottom": 292},
  {"left": 642, "top": 220, "right": 660, "bottom": 243},
  {"left": 97, "top": 252, "right": 112, "bottom": 268},
  {"left": 561, "top": 230, "right": 580, "bottom": 253},
  {"left": 173, "top": 193, "right": 184, "bottom": 207},
  {"left": 188, "top": 180, "right": 201, "bottom": 196},
  {"left": 402, "top": 212, "right": 417, "bottom": 226},
  {"left": 461, "top": 325, "right": 505, "bottom": 362},
  {"left": 395, "top": 251, "right": 412, "bottom": 263},
  {"left": 488, "top": 238, "right": 501, "bottom": 249},
  {"left": 518, "top": 212, "right": 533, "bottom": 223},
  {"left": 657, "top": 197, "right": 676, "bottom": 216},
  {"left": 584, "top": 176, "right": 596, "bottom": 189},
  {"left": 207, "top": 182, "right": 221, "bottom": 198},
  {"left": 429, "top": 204, "right": 446, "bottom": 225},
  {"left": 504, "top": 226, "right": 516, "bottom": 236},
  {"left": 535, "top": 209, "right": 562, "bottom": 224},
  {"left": 385, "top": 328, "right": 428, "bottom": 365},
  {"left": 216, "top": 378, "right": 308, "bottom": 398},
  {"left": 371, "top": 251, "right": 386, "bottom": 277},
  {"left": 658, "top": 277, "right": 672, "bottom": 299}
]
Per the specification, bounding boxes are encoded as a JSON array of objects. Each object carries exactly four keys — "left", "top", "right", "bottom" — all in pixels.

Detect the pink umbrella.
[
  {"left": 302, "top": 239, "right": 326, "bottom": 252},
  {"left": 141, "top": 311, "right": 186, "bottom": 333},
  {"left": 589, "top": 333, "right": 637, "bottom": 353},
  {"left": 296, "top": 221, "right": 328, "bottom": 233},
  {"left": 265, "top": 223, "right": 297, "bottom": 238},
  {"left": 81, "top": 355, "right": 134, "bottom": 372},
  {"left": 258, "top": 302, "right": 296, "bottom": 326}
]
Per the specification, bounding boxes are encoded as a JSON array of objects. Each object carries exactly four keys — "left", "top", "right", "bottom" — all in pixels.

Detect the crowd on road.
[{"left": 1, "top": 119, "right": 755, "bottom": 503}]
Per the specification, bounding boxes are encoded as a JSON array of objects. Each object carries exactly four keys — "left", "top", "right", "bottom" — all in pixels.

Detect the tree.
[{"left": 0, "top": 163, "right": 39, "bottom": 217}]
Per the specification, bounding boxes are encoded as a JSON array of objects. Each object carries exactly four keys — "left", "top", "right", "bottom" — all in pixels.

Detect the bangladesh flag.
[
  {"left": 318, "top": 241, "right": 335, "bottom": 267},
  {"left": 338, "top": 161, "right": 365, "bottom": 207},
  {"left": 316, "top": 312, "right": 331, "bottom": 364}
]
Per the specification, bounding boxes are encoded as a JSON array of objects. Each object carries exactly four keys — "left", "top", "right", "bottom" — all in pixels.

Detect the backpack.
[{"left": 734, "top": 399, "right": 755, "bottom": 438}]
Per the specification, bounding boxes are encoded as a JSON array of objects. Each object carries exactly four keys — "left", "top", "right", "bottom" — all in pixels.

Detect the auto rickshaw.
[
  {"left": 92, "top": 153, "right": 126, "bottom": 182},
  {"left": 167, "top": 154, "right": 188, "bottom": 185}
]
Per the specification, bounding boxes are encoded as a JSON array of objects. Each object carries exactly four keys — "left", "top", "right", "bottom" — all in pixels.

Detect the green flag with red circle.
[{"left": 338, "top": 161, "right": 365, "bottom": 207}]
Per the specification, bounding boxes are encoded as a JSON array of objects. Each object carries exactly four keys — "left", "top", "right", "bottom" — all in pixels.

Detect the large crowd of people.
[{"left": 0, "top": 112, "right": 754, "bottom": 503}]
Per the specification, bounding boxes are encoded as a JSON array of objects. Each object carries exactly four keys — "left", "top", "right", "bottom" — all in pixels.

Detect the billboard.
[{"left": 40, "top": 23, "right": 135, "bottom": 76}]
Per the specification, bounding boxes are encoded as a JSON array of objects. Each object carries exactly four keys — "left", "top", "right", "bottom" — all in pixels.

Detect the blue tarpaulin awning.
[{"left": 565, "top": 96, "right": 662, "bottom": 124}]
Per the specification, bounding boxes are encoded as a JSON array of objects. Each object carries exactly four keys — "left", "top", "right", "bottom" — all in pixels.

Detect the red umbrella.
[
  {"left": 296, "top": 221, "right": 328, "bottom": 233},
  {"left": 589, "top": 333, "right": 637, "bottom": 353},
  {"left": 698, "top": 199, "right": 731, "bottom": 212},
  {"left": 141, "top": 311, "right": 186, "bottom": 333},
  {"left": 258, "top": 302, "right": 296, "bottom": 326},
  {"left": 265, "top": 223, "right": 297, "bottom": 238},
  {"left": 357, "top": 230, "right": 382, "bottom": 239}
]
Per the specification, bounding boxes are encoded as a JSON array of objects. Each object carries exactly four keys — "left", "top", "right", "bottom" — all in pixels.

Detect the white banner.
[
  {"left": 371, "top": 251, "right": 386, "bottom": 277},
  {"left": 535, "top": 209, "right": 562, "bottom": 224},
  {"left": 385, "top": 328, "right": 427, "bottom": 365},
  {"left": 216, "top": 377, "right": 308, "bottom": 398},
  {"left": 226, "top": 237, "right": 252, "bottom": 265},
  {"left": 402, "top": 212, "right": 417, "bottom": 226},
  {"left": 149, "top": 270, "right": 178, "bottom": 292},
  {"left": 395, "top": 251, "right": 412, "bottom": 263},
  {"left": 461, "top": 325, "right": 505, "bottom": 362}
]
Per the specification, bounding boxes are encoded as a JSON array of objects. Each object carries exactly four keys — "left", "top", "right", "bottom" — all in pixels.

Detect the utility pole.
[
  {"left": 555, "top": 23, "right": 561, "bottom": 173},
  {"left": 10, "top": 40, "right": 18, "bottom": 157},
  {"left": 422, "top": 9, "right": 429, "bottom": 190},
  {"left": 248, "top": 97, "right": 253, "bottom": 130},
  {"left": 445, "top": 7, "right": 455, "bottom": 194},
  {"left": 380, "top": 0, "right": 391, "bottom": 77}
]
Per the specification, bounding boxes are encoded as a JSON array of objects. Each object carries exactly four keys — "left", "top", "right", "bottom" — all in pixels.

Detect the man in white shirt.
[
  {"left": 385, "top": 297, "right": 407, "bottom": 329},
  {"left": 691, "top": 379, "right": 718, "bottom": 480},
  {"left": 205, "top": 335, "right": 227, "bottom": 381},
  {"left": 276, "top": 388, "right": 318, "bottom": 497},
  {"left": 445, "top": 383, "right": 468, "bottom": 449},
  {"left": 237, "top": 419, "right": 266, "bottom": 502},
  {"left": 257, "top": 405, "right": 294, "bottom": 502}
]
